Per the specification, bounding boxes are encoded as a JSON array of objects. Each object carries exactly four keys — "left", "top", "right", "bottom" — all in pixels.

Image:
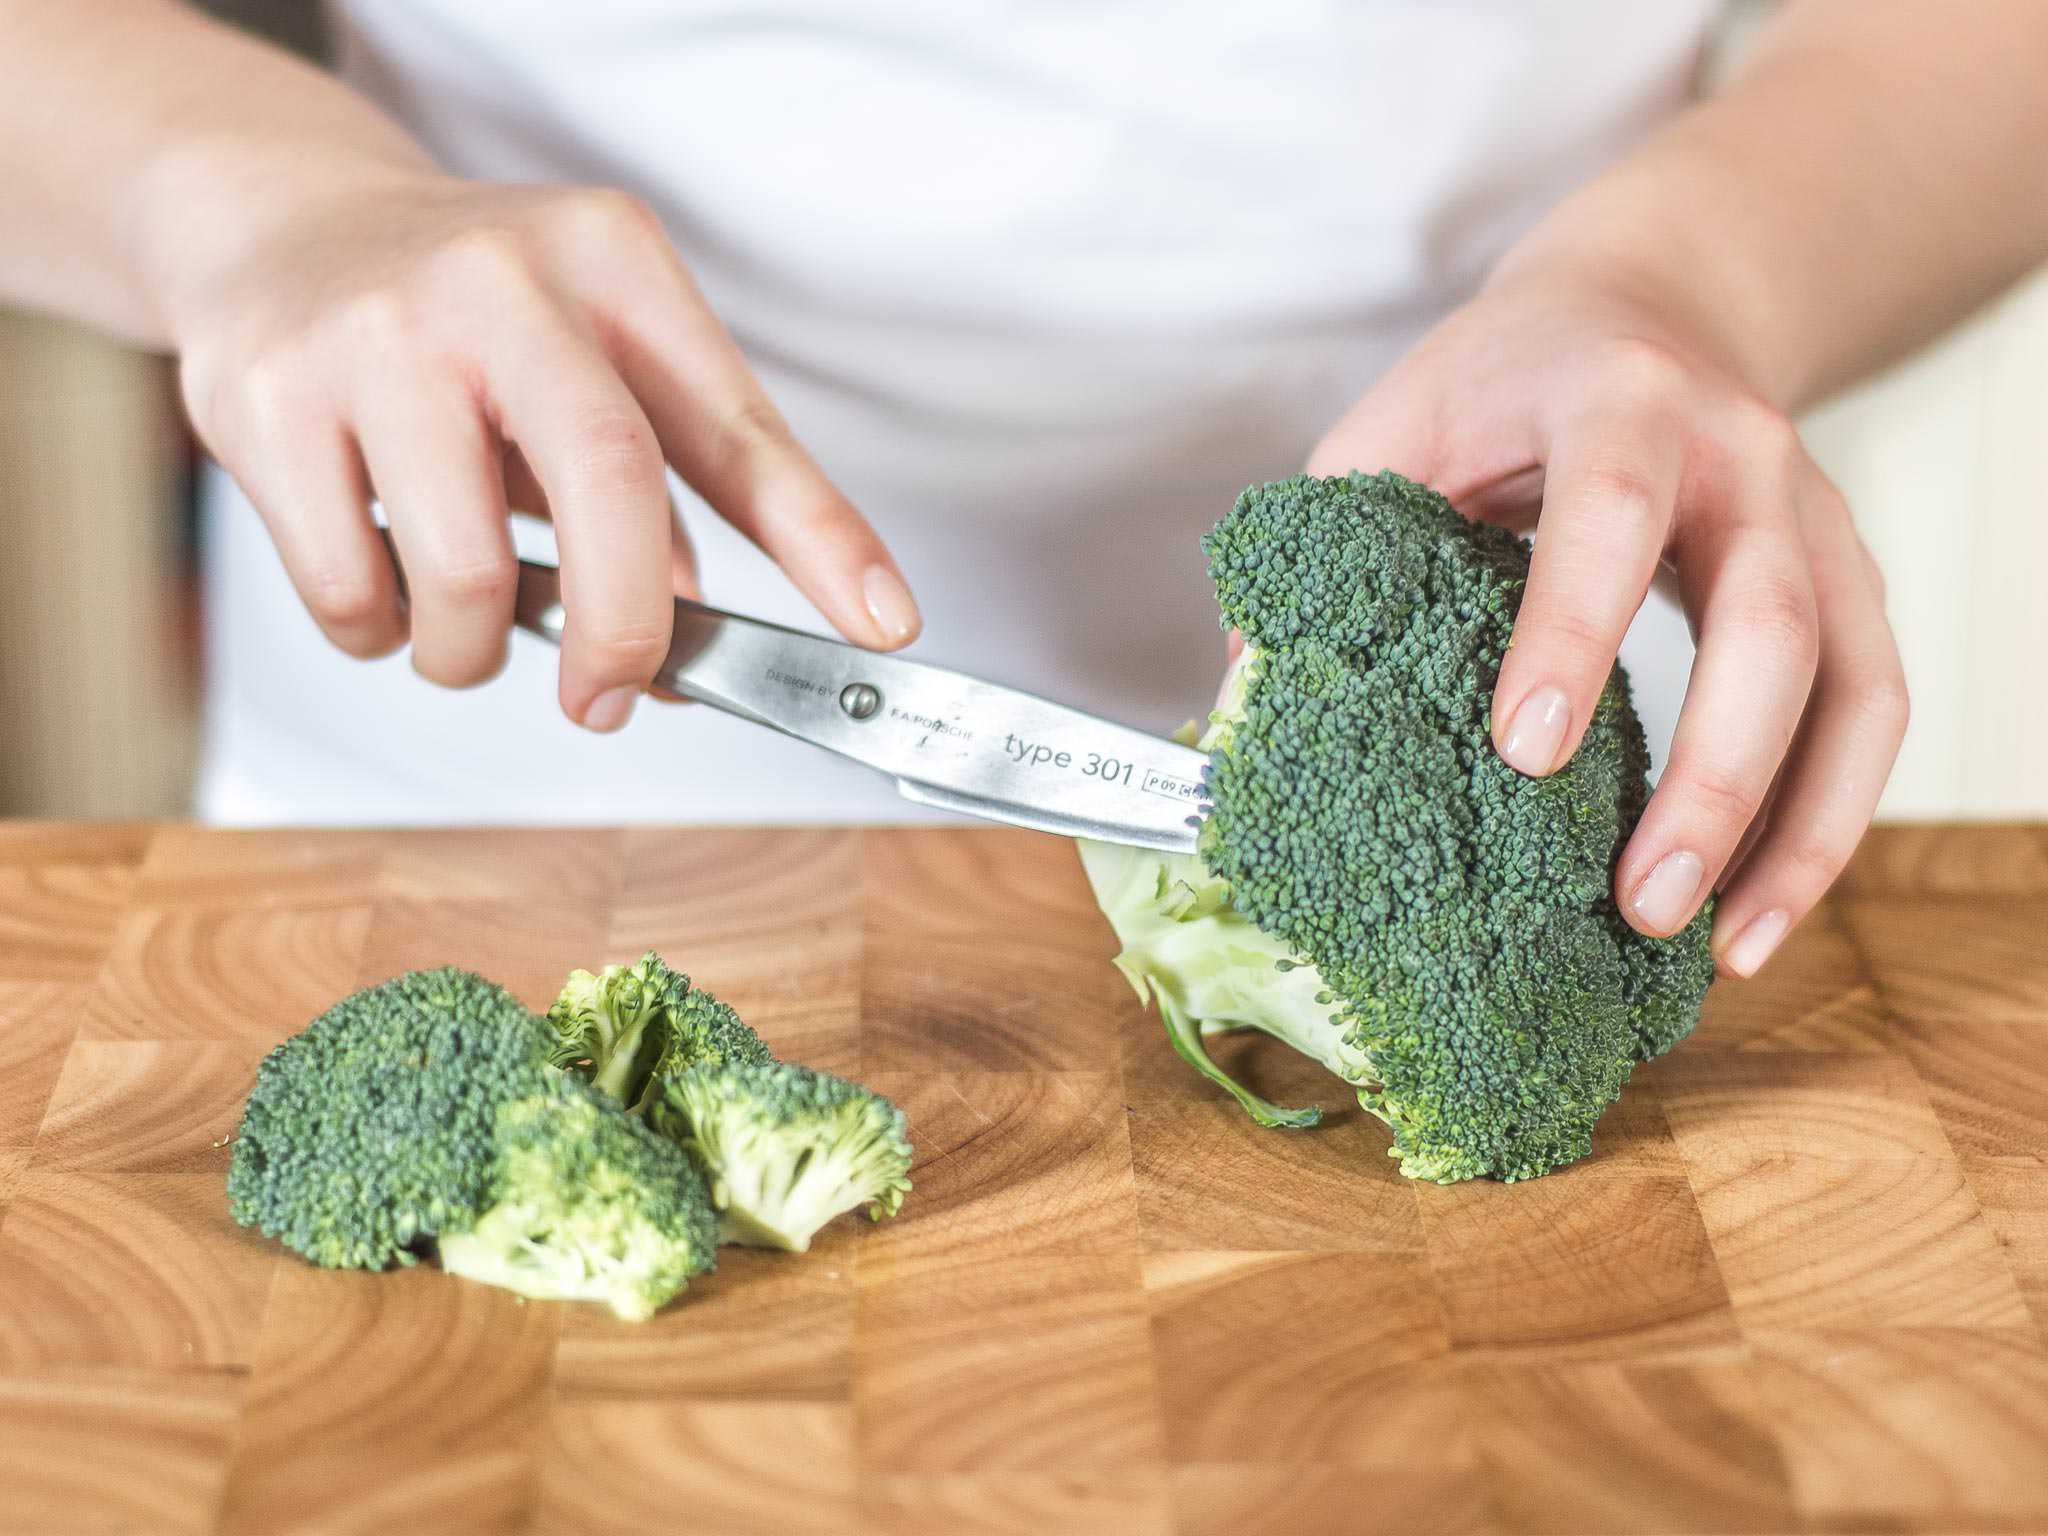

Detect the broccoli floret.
[
  {"left": 226, "top": 967, "right": 549, "bottom": 1269},
  {"left": 436, "top": 1087, "right": 718, "bottom": 1321},
  {"left": 1082, "top": 471, "right": 1714, "bottom": 1184},
  {"left": 548, "top": 952, "right": 768, "bottom": 1110},
  {"left": 650, "top": 1061, "right": 912, "bottom": 1252},
  {"left": 228, "top": 966, "right": 716, "bottom": 1317}
]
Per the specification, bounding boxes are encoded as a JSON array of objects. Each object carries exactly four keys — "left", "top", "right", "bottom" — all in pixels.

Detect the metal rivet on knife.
[{"left": 840, "top": 683, "right": 881, "bottom": 720}]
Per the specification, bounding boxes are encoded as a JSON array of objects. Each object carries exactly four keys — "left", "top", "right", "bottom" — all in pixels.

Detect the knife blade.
[{"left": 502, "top": 555, "right": 1209, "bottom": 853}]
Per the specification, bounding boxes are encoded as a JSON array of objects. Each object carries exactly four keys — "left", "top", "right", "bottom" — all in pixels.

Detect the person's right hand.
[{"left": 164, "top": 167, "right": 921, "bottom": 732}]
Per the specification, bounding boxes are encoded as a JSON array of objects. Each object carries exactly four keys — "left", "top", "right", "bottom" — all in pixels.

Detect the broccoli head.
[
  {"left": 1082, "top": 471, "right": 1714, "bottom": 1183},
  {"left": 651, "top": 1061, "right": 912, "bottom": 1252},
  {"left": 227, "top": 967, "right": 549, "bottom": 1269},
  {"left": 228, "top": 966, "right": 716, "bottom": 1317},
  {"left": 436, "top": 1085, "right": 719, "bottom": 1321},
  {"left": 548, "top": 951, "right": 769, "bottom": 1110}
]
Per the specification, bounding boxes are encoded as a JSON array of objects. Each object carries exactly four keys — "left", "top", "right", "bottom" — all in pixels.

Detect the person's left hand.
[{"left": 1307, "top": 255, "right": 1908, "bottom": 979}]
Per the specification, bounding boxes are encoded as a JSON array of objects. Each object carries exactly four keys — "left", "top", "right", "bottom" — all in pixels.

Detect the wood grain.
[
  {"left": 1462, "top": 1361, "right": 1797, "bottom": 1535},
  {"left": 0, "top": 981, "right": 88, "bottom": 1146},
  {"left": 1749, "top": 1328, "right": 2048, "bottom": 1530},
  {"left": 81, "top": 904, "right": 372, "bottom": 1042},
  {"left": 31, "top": 1040, "right": 266, "bottom": 1174},
  {"left": 1170, "top": 1463, "right": 1489, "bottom": 1536},
  {"left": 1417, "top": 1170, "right": 1744, "bottom": 1364},
  {"left": 534, "top": 1400, "right": 855, "bottom": 1535},
  {"left": 0, "top": 822, "right": 2043, "bottom": 1535},
  {"left": 1143, "top": 1250, "right": 1466, "bottom": 1465},
  {"left": 0, "top": 1369, "right": 241, "bottom": 1536},
  {"left": 0, "top": 1172, "right": 277, "bottom": 1370}
]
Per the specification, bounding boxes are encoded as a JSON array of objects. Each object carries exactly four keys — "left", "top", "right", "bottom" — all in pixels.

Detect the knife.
[{"left": 386, "top": 538, "right": 1209, "bottom": 853}]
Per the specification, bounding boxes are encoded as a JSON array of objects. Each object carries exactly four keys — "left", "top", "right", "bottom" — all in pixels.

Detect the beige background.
[{"left": 0, "top": 2, "right": 2041, "bottom": 819}]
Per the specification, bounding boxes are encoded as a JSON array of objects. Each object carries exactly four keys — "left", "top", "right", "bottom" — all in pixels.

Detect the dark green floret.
[
  {"left": 227, "top": 966, "right": 717, "bottom": 1318},
  {"left": 549, "top": 951, "right": 770, "bottom": 1111},
  {"left": 1081, "top": 471, "right": 1714, "bottom": 1184},
  {"left": 651, "top": 1060, "right": 913, "bottom": 1252},
  {"left": 226, "top": 967, "right": 551, "bottom": 1270}
]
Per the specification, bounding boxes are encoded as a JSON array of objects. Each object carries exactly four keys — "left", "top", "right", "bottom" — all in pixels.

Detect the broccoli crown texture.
[
  {"left": 549, "top": 952, "right": 769, "bottom": 1109},
  {"left": 1084, "top": 471, "right": 1713, "bottom": 1184},
  {"left": 227, "top": 967, "right": 555, "bottom": 1269},
  {"left": 435, "top": 1086, "right": 718, "bottom": 1321},
  {"left": 651, "top": 1061, "right": 913, "bottom": 1253},
  {"left": 229, "top": 965, "right": 718, "bottom": 1317}
]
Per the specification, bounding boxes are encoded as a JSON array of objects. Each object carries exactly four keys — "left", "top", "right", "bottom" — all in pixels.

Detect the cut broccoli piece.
[
  {"left": 651, "top": 1061, "right": 912, "bottom": 1252},
  {"left": 226, "top": 967, "right": 550, "bottom": 1270},
  {"left": 1082, "top": 471, "right": 1715, "bottom": 1184},
  {"left": 548, "top": 952, "right": 768, "bottom": 1110},
  {"left": 227, "top": 966, "right": 717, "bottom": 1318},
  {"left": 436, "top": 1087, "right": 718, "bottom": 1321}
]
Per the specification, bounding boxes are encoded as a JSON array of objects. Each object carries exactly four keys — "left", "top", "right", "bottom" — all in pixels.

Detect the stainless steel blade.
[{"left": 512, "top": 560, "right": 1207, "bottom": 852}]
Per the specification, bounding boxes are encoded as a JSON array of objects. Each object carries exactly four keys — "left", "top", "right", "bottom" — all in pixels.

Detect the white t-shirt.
[{"left": 199, "top": 0, "right": 1718, "bottom": 825}]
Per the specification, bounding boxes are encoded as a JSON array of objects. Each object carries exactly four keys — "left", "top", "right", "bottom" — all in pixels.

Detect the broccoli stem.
[{"left": 1157, "top": 994, "right": 1322, "bottom": 1130}]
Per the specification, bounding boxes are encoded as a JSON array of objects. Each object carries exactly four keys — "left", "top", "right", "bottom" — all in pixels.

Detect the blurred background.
[{"left": 1, "top": 0, "right": 2042, "bottom": 822}]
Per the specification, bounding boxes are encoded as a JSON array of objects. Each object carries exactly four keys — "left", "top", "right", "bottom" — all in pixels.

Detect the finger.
[
  {"left": 664, "top": 492, "right": 702, "bottom": 603},
  {"left": 211, "top": 361, "right": 404, "bottom": 656},
  {"left": 503, "top": 443, "right": 698, "bottom": 601},
  {"left": 1710, "top": 491, "right": 1906, "bottom": 976},
  {"left": 1617, "top": 462, "right": 1821, "bottom": 937},
  {"left": 562, "top": 222, "right": 920, "bottom": 651},
  {"left": 481, "top": 309, "right": 677, "bottom": 731},
  {"left": 1491, "top": 409, "right": 1684, "bottom": 776},
  {"left": 355, "top": 376, "right": 518, "bottom": 689},
  {"left": 235, "top": 419, "right": 406, "bottom": 660}
]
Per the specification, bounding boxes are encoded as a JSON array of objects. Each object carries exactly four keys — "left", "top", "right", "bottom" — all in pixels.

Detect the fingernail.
[
  {"left": 1722, "top": 908, "right": 1789, "bottom": 978},
  {"left": 862, "top": 565, "right": 921, "bottom": 646},
  {"left": 1629, "top": 850, "right": 1705, "bottom": 934},
  {"left": 583, "top": 685, "right": 638, "bottom": 733},
  {"left": 1498, "top": 687, "right": 1570, "bottom": 776}
]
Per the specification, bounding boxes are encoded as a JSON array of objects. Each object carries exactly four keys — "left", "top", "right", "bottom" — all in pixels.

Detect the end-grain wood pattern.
[{"left": 0, "top": 823, "right": 2043, "bottom": 1535}]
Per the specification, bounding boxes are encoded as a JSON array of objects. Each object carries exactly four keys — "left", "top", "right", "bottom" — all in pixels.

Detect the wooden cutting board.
[{"left": 0, "top": 822, "right": 2044, "bottom": 1536}]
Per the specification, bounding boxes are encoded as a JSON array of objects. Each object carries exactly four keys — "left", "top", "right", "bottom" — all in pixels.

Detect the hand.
[
  {"left": 1308, "top": 256, "right": 1907, "bottom": 977},
  {"left": 164, "top": 166, "right": 920, "bottom": 731}
]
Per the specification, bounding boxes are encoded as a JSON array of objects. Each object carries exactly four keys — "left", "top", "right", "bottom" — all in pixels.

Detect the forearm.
[
  {"left": 1496, "top": 0, "right": 2048, "bottom": 411},
  {"left": 0, "top": 0, "right": 431, "bottom": 347}
]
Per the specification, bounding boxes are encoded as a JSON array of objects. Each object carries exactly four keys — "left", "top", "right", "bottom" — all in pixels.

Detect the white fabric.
[{"left": 200, "top": 0, "right": 1717, "bottom": 825}]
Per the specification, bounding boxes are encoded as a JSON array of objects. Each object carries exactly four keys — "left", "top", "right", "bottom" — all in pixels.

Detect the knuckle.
[
  {"left": 302, "top": 567, "right": 387, "bottom": 630},
  {"left": 435, "top": 225, "right": 536, "bottom": 291},
  {"left": 1569, "top": 459, "right": 1667, "bottom": 533},
  {"left": 1854, "top": 664, "right": 1912, "bottom": 735},
  {"left": 1773, "top": 832, "right": 1853, "bottom": 896},
  {"left": 424, "top": 551, "right": 518, "bottom": 608},
  {"left": 1683, "top": 763, "right": 1763, "bottom": 829},
  {"left": 1597, "top": 337, "right": 1692, "bottom": 410},
  {"left": 705, "top": 397, "right": 794, "bottom": 481},
  {"left": 230, "top": 351, "right": 314, "bottom": 439},
  {"left": 579, "top": 614, "right": 673, "bottom": 671},
  {"left": 1721, "top": 393, "right": 1802, "bottom": 462},
  {"left": 718, "top": 397, "right": 791, "bottom": 454},
  {"left": 1523, "top": 604, "right": 1615, "bottom": 669},
  {"left": 338, "top": 287, "right": 413, "bottom": 352},
  {"left": 565, "top": 409, "right": 663, "bottom": 490},
  {"left": 1739, "top": 574, "right": 1821, "bottom": 670},
  {"left": 566, "top": 186, "right": 666, "bottom": 248}
]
